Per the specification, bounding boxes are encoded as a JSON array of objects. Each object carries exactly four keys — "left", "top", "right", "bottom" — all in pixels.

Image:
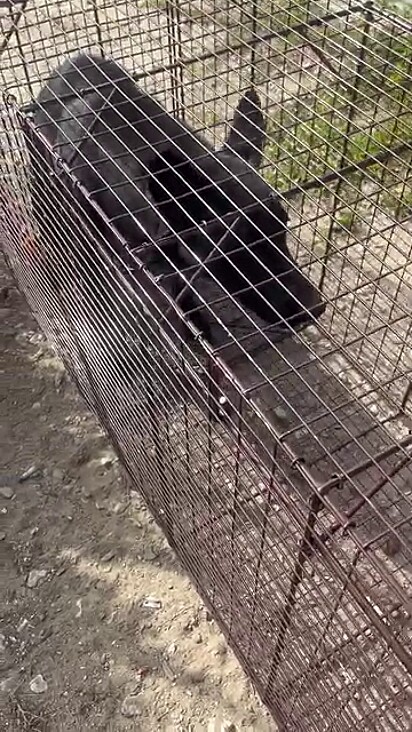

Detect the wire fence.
[{"left": 1, "top": 1, "right": 411, "bottom": 730}]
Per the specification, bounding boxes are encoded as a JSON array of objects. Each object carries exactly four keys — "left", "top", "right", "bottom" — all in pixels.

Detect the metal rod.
[{"left": 263, "top": 494, "right": 323, "bottom": 701}]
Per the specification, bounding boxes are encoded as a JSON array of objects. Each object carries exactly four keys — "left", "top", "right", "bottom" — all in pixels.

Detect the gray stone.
[
  {"left": 274, "top": 406, "right": 288, "bottom": 422},
  {"left": 112, "top": 502, "right": 125, "bottom": 515},
  {"left": 0, "top": 486, "right": 14, "bottom": 499},
  {"left": 101, "top": 550, "right": 116, "bottom": 563},
  {"left": 27, "top": 569, "right": 47, "bottom": 589},
  {"left": 142, "top": 597, "right": 162, "bottom": 610},
  {"left": 98, "top": 452, "right": 115, "bottom": 467},
  {"left": 20, "top": 465, "right": 41, "bottom": 482},
  {"left": 29, "top": 674, "right": 48, "bottom": 693},
  {"left": 120, "top": 694, "right": 141, "bottom": 718},
  {"left": 52, "top": 468, "right": 64, "bottom": 482},
  {"left": 0, "top": 676, "right": 17, "bottom": 693},
  {"left": 17, "top": 618, "right": 28, "bottom": 633}
]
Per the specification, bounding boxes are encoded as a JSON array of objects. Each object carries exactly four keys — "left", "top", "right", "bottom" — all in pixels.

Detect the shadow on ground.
[{"left": 0, "top": 259, "right": 274, "bottom": 731}]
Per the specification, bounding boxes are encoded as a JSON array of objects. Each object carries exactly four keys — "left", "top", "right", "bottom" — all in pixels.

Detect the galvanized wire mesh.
[{"left": 1, "top": 1, "right": 412, "bottom": 730}]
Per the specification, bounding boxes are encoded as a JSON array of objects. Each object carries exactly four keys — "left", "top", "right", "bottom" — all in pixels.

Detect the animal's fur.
[{"left": 24, "top": 52, "right": 325, "bottom": 345}]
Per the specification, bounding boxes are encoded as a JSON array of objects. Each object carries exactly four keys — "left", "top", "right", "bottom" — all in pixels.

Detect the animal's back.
[{"left": 31, "top": 54, "right": 165, "bottom": 243}]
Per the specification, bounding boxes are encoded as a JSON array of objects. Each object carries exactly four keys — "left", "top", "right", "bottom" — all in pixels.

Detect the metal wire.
[{"left": 1, "top": 2, "right": 412, "bottom": 730}]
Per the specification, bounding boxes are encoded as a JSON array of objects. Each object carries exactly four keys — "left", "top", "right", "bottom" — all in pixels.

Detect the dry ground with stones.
[{"left": 0, "top": 256, "right": 275, "bottom": 731}]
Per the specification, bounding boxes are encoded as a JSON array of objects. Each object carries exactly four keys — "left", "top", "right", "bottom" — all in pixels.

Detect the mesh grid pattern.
[{"left": 1, "top": 2, "right": 411, "bottom": 730}]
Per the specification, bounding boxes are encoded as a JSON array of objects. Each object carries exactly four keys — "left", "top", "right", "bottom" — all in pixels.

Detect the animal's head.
[
  {"left": 210, "top": 89, "right": 326, "bottom": 333},
  {"left": 152, "top": 89, "right": 326, "bottom": 334}
]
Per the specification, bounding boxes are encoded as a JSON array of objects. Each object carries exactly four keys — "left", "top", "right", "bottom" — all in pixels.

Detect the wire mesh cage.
[{"left": 1, "top": 1, "right": 412, "bottom": 730}]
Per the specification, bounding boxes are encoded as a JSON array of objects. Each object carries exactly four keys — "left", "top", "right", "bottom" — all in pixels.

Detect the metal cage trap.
[{"left": 1, "top": 1, "right": 411, "bottom": 730}]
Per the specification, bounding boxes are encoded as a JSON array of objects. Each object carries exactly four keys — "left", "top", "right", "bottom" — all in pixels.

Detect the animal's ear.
[{"left": 222, "top": 88, "right": 266, "bottom": 168}]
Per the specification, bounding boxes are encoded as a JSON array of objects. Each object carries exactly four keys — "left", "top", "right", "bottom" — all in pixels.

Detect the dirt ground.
[{"left": 0, "top": 256, "right": 275, "bottom": 731}]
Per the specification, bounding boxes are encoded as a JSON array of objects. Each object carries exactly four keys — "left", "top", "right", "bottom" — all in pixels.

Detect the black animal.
[{"left": 23, "top": 52, "right": 325, "bottom": 349}]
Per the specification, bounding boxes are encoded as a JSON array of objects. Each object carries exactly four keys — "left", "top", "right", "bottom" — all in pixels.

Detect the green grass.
[{"left": 262, "top": 14, "right": 412, "bottom": 220}]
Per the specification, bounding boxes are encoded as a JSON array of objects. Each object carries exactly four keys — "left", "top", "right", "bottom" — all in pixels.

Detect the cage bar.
[{"left": 1, "top": 2, "right": 411, "bottom": 730}]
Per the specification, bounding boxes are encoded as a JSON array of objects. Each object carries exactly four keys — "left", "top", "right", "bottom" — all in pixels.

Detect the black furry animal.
[{"left": 23, "top": 52, "right": 325, "bottom": 346}]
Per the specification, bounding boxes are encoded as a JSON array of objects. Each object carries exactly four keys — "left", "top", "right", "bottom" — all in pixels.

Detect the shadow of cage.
[{"left": 1, "top": 1, "right": 412, "bottom": 730}]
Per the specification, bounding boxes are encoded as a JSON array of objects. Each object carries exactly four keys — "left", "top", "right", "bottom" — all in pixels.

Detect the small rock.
[
  {"left": 17, "top": 618, "right": 29, "bottom": 633},
  {"left": 112, "top": 502, "right": 125, "bottom": 515},
  {"left": 98, "top": 452, "right": 115, "bottom": 468},
  {"left": 274, "top": 405, "right": 288, "bottom": 422},
  {"left": 101, "top": 550, "right": 116, "bottom": 563},
  {"left": 31, "top": 401, "right": 41, "bottom": 411},
  {"left": 142, "top": 597, "right": 162, "bottom": 610},
  {"left": 1, "top": 507, "right": 7, "bottom": 514},
  {"left": 216, "top": 641, "right": 227, "bottom": 656},
  {"left": 304, "top": 324, "right": 319, "bottom": 339},
  {"left": 167, "top": 642, "right": 177, "bottom": 655},
  {"left": 120, "top": 694, "right": 141, "bottom": 718},
  {"left": 29, "top": 332, "right": 45, "bottom": 345},
  {"left": 20, "top": 465, "right": 41, "bottom": 482},
  {"left": 29, "top": 674, "right": 48, "bottom": 693},
  {"left": 161, "top": 659, "right": 176, "bottom": 680},
  {"left": 383, "top": 535, "right": 401, "bottom": 557},
  {"left": 27, "top": 569, "right": 47, "bottom": 589},
  {"left": 0, "top": 676, "right": 16, "bottom": 693},
  {"left": 0, "top": 531, "right": 6, "bottom": 541},
  {"left": 0, "top": 486, "right": 14, "bottom": 499},
  {"left": 38, "top": 627, "right": 52, "bottom": 642},
  {"left": 195, "top": 633, "right": 203, "bottom": 644},
  {"left": 100, "top": 652, "right": 110, "bottom": 668},
  {"left": 0, "top": 633, "right": 6, "bottom": 652},
  {"left": 187, "top": 668, "right": 206, "bottom": 684},
  {"left": 144, "top": 547, "right": 158, "bottom": 561}
]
